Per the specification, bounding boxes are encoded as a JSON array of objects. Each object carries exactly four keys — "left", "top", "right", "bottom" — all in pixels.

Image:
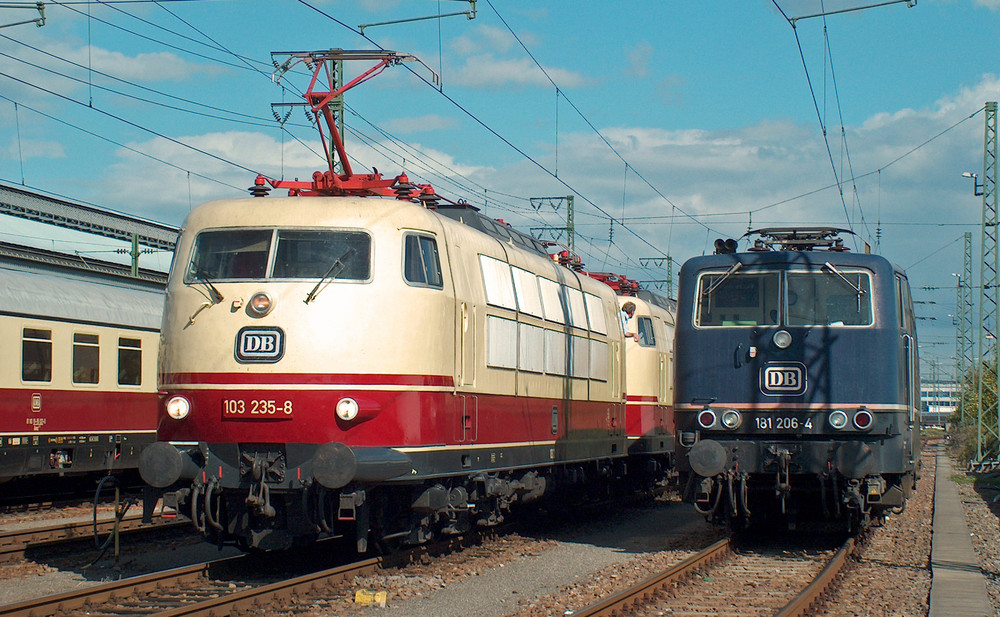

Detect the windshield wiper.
[
  {"left": 822, "top": 262, "right": 866, "bottom": 296},
  {"left": 305, "top": 247, "right": 356, "bottom": 304},
  {"left": 702, "top": 261, "right": 742, "bottom": 297},
  {"left": 191, "top": 265, "right": 224, "bottom": 304}
]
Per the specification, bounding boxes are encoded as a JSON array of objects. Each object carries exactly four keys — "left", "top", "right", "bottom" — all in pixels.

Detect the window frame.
[
  {"left": 118, "top": 337, "right": 143, "bottom": 387},
  {"left": 402, "top": 232, "right": 444, "bottom": 289},
  {"left": 72, "top": 332, "right": 100, "bottom": 385},
  {"left": 22, "top": 327, "right": 52, "bottom": 383},
  {"left": 693, "top": 269, "right": 781, "bottom": 328},
  {"left": 692, "top": 266, "right": 875, "bottom": 328},
  {"left": 636, "top": 316, "right": 656, "bottom": 347},
  {"left": 185, "top": 227, "right": 374, "bottom": 284},
  {"left": 786, "top": 268, "right": 874, "bottom": 327}
]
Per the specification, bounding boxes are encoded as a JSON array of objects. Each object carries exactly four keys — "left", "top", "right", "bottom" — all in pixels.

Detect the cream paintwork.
[
  {"left": 162, "top": 196, "right": 623, "bottom": 408},
  {"left": 620, "top": 296, "right": 675, "bottom": 407},
  {"left": 1, "top": 315, "right": 159, "bottom": 395}
]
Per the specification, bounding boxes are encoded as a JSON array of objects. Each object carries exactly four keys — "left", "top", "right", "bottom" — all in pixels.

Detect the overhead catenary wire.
[
  {"left": 294, "top": 0, "right": 686, "bottom": 276},
  {"left": 2, "top": 1, "right": 979, "bottom": 286},
  {"left": 771, "top": 0, "right": 863, "bottom": 247},
  {"left": 0, "top": 88, "right": 246, "bottom": 191}
]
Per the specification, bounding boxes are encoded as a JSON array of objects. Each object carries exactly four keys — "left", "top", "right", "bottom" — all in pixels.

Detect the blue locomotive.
[{"left": 673, "top": 228, "right": 920, "bottom": 532}]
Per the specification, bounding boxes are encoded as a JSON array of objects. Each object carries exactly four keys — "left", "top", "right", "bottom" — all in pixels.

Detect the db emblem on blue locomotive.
[
  {"left": 760, "top": 362, "right": 807, "bottom": 396},
  {"left": 235, "top": 327, "right": 284, "bottom": 363}
]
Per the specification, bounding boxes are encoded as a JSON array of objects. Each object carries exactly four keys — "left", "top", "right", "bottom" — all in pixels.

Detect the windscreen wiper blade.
[
  {"left": 822, "top": 261, "right": 866, "bottom": 296},
  {"left": 191, "top": 265, "right": 224, "bottom": 304},
  {"left": 702, "top": 261, "right": 742, "bottom": 297},
  {"left": 305, "top": 247, "right": 356, "bottom": 304}
]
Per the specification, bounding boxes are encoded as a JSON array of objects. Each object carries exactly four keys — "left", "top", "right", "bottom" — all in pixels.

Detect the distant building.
[{"left": 921, "top": 380, "right": 959, "bottom": 428}]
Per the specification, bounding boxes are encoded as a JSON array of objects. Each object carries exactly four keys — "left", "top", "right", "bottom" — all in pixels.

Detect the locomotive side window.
[
  {"left": 188, "top": 229, "right": 270, "bottom": 280},
  {"left": 275, "top": 230, "right": 371, "bottom": 281},
  {"left": 512, "top": 267, "right": 544, "bottom": 317},
  {"left": 479, "top": 255, "right": 517, "bottom": 309},
  {"left": 72, "top": 333, "right": 100, "bottom": 384},
  {"left": 564, "top": 286, "right": 588, "bottom": 330},
  {"left": 897, "top": 275, "right": 915, "bottom": 331},
  {"left": 787, "top": 270, "right": 872, "bottom": 326},
  {"left": 696, "top": 272, "right": 779, "bottom": 327},
  {"left": 118, "top": 337, "right": 142, "bottom": 386},
  {"left": 402, "top": 234, "right": 442, "bottom": 288},
  {"left": 585, "top": 293, "right": 608, "bottom": 335},
  {"left": 518, "top": 323, "right": 545, "bottom": 373},
  {"left": 539, "top": 278, "right": 566, "bottom": 324},
  {"left": 22, "top": 328, "right": 51, "bottom": 382},
  {"left": 636, "top": 317, "right": 656, "bottom": 347},
  {"left": 544, "top": 330, "right": 568, "bottom": 375},
  {"left": 590, "top": 339, "right": 609, "bottom": 381},
  {"left": 486, "top": 315, "right": 518, "bottom": 369}
]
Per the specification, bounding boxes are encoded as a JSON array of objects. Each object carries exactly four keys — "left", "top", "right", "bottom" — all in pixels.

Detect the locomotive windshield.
[
  {"left": 187, "top": 229, "right": 371, "bottom": 281},
  {"left": 697, "top": 272, "right": 779, "bottom": 326},
  {"left": 695, "top": 267, "right": 873, "bottom": 327},
  {"left": 787, "top": 269, "right": 872, "bottom": 326}
]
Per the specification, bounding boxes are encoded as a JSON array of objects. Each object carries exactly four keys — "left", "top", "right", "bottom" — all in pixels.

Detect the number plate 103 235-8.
[{"left": 222, "top": 399, "right": 293, "bottom": 419}]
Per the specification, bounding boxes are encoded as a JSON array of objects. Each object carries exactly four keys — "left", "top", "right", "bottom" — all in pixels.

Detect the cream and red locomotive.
[
  {"left": 139, "top": 189, "right": 678, "bottom": 550},
  {"left": 138, "top": 50, "right": 674, "bottom": 551}
]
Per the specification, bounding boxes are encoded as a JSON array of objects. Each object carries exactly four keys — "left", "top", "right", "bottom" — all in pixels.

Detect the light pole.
[{"left": 964, "top": 172, "right": 985, "bottom": 196}]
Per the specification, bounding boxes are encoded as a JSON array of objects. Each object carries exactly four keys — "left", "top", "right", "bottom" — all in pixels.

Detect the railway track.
[
  {"left": 572, "top": 535, "right": 857, "bottom": 617},
  {"left": 0, "top": 514, "right": 186, "bottom": 564},
  {"left": 0, "top": 535, "right": 473, "bottom": 617}
]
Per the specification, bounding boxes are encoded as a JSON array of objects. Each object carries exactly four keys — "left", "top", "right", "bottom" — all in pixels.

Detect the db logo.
[
  {"left": 235, "top": 327, "right": 285, "bottom": 363},
  {"left": 760, "top": 363, "right": 807, "bottom": 396}
]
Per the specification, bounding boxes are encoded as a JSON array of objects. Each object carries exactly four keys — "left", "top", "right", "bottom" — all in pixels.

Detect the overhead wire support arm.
[
  {"left": 358, "top": 1, "right": 476, "bottom": 34},
  {"left": 0, "top": 2, "right": 45, "bottom": 29},
  {"left": 787, "top": 0, "right": 916, "bottom": 26}
]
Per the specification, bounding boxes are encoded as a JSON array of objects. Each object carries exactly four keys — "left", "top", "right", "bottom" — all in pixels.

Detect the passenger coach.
[{"left": 0, "top": 255, "right": 162, "bottom": 487}]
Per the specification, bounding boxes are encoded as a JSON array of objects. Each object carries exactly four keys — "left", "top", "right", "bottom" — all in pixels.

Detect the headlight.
[
  {"left": 247, "top": 292, "right": 274, "bottom": 317},
  {"left": 721, "top": 409, "right": 742, "bottom": 430},
  {"left": 697, "top": 409, "right": 717, "bottom": 429},
  {"left": 165, "top": 395, "right": 191, "bottom": 420},
  {"left": 336, "top": 397, "right": 360, "bottom": 422},
  {"left": 773, "top": 329, "right": 793, "bottom": 349},
  {"left": 853, "top": 409, "right": 874, "bottom": 430},
  {"left": 828, "top": 410, "right": 848, "bottom": 430}
]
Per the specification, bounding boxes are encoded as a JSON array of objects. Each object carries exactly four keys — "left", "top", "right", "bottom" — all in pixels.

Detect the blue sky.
[{"left": 1, "top": 0, "right": 999, "bottom": 374}]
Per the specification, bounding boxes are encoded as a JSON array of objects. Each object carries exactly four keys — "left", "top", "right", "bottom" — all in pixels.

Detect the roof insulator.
[
  {"left": 392, "top": 173, "right": 416, "bottom": 200},
  {"left": 418, "top": 186, "right": 440, "bottom": 209},
  {"left": 249, "top": 174, "right": 271, "bottom": 197}
]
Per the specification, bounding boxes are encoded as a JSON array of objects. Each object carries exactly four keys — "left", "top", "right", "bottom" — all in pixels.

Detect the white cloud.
[
  {"left": 0, "top": 138, "right": 65, "bottom": 161},
  {"left": 627, "top": 41, "right": 654, "bottom": 78},
  {"left": 446, "top": 24, "right": 583, "bottom": 89},
  {"left": 98, "top": 129, "right": 487, "bottom": 223},
  {"left": 450, "top": 53, "right": 588, "bottom": 89},
  {"left": 452, "top": 25, "right": 525, "bottom": 55}
]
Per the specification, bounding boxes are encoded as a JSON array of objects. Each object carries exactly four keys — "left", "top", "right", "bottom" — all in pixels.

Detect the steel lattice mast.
[
  {"left": 976, "top": 101, "right": 999, "bottom": 462},
  {"left": 957, "top": 232, "right": 974, "bottom": 422}
]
